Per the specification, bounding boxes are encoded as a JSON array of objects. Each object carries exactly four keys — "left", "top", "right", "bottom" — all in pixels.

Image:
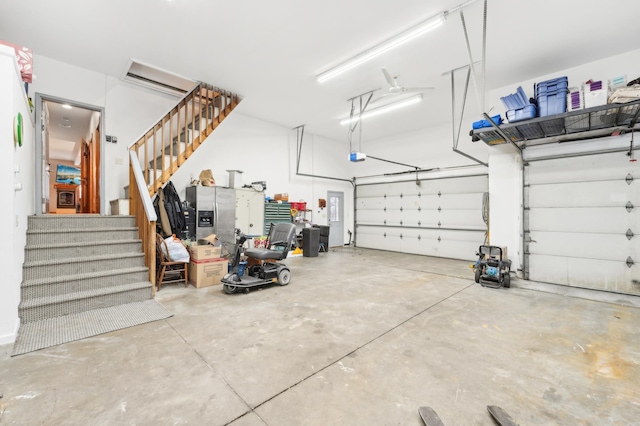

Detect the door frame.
[
  {"left": 35, "top": 93, "right": 106, "bottom": 215},
  {"left": 327, "top": 190, "right": 344, "bottom": 247}
]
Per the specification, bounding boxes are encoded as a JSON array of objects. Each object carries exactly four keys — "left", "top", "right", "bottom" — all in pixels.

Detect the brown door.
[
  {"left": 80, "top": 140, "right": 90, "bottom": 213},
  {"left": 90, "top": 126, "right": 101, "bottom": 213},
  {"left": 79, "top": 126, "right": 101, "bottom": 214}
]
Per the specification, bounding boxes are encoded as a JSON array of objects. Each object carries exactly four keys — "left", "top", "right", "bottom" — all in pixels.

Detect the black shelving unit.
[{"left": 472, "top": 99, "right": 640, "bottom": 147}]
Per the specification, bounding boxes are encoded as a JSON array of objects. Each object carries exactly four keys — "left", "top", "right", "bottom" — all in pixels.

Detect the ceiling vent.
[{"left": 122, "top": 59, "right": 196, "bottom": 97}]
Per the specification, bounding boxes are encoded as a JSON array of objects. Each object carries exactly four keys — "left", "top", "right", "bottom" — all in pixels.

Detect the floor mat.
[{"left": 11, "top": 300, "right": 173, "bottom": 356}]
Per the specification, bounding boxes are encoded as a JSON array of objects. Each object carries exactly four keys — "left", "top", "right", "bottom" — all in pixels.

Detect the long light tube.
[
  {"left": 317, "top": 13, "right": 446, "bottom": 83},
  {"left": 340, "top": 94, "right": 423, "bottom": 125}
]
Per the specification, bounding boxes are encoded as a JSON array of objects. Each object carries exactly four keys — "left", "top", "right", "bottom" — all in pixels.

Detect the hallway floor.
[{"left": 1, "top": 248, "right": 639, "bottom": 425}]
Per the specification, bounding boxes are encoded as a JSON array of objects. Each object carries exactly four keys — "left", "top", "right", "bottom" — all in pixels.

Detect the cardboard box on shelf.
[
  {"left": 188, "top": 243, "right": 221, "bottom": 261},
  {"left": 189, "top": 258, "right": 228, "bottom": 288}
]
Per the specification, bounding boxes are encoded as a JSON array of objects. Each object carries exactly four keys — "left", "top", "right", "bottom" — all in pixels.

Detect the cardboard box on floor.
[
  {"left": 188, "top": 244, "right": 221, "bottom": 261},
  {"left": 188, "top": 233, "right": 221, "bottom": 261},
  {"left": 189, "top": 258, "right": 228, "bottom": 288}
]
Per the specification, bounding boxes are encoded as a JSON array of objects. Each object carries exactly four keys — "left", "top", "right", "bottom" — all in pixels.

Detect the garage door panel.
[
  {"left": 529, "top": 181, "right": 639, "bottom": 208},
  {"left": 356, "top": 226, "right": 485, "bottom": 260},
  {"left": 357, "top": 209, "right": 385, "bottom": 224},
  {"left": 527, "top": 152, "right": 638, "bottom": 184},
  {"left": 528, "top": 231, "right": 637, "bottom": 261},
  {"left": 526, "top": 151, "right": 640, "bottom": 294},
  {"left": 359, "top": 195, "right": 485, "bottom": 214},
  {"left": 358, "top": 176, "right": 487, "bottom": 197},
  {"left": 357, "top": 210, "right": 485, "bottom": 229},
  {"left": 529, "top": 254, "right": 640, "bottom": 295},
  {"left": 356, "top": 175, "right": 487, "bottom": 260},
  {"left": 529, "top": 207, "right": 637, "bottom": 233},
  {"left": 357, "top": 198, "right": 385, "bottom": 210}
]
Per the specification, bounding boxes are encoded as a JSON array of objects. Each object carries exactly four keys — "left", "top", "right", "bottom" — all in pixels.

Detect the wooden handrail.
[{"left": 128, "top": 82, "right": 242, "bottom": 294}]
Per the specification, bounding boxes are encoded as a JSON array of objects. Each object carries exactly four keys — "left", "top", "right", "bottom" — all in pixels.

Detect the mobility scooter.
[{"left": 222, "top": 223, "right": 297, "bottom": 294}]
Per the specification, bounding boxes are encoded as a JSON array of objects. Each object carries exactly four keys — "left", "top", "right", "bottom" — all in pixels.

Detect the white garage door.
[
  {"left": 356, "top": 174, "right": 488, "bottom": 260},
  {"left": 525, "top": 151, "right": 640, "bottom": 295}
]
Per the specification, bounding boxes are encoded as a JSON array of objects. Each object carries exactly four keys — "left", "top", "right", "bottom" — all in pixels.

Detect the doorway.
[
  {"left": 327, "top": 191, "right": 344, "bottom": 247},
  {"left": 35, "top": 94, "right": 105, "bottom": 215}
]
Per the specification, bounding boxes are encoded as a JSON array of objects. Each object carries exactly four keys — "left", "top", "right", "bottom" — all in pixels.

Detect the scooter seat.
[
  {"left": 245, "top": 223, "right": 296, "bottom": 261},
  {"left": 245, "top": 247, "right": 286, "bottom": 261}
]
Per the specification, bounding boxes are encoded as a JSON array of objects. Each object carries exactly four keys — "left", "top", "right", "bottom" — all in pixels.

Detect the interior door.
[
  {"left": 90, "top": 126, "right": 101, "bottom": 213},
  {"left": 41, "top": 100, "right": 49, "bottom": 213},
  {"left": 328, "top": 191, "right": 344, "bottom": 247},
  {"left": 35, "top": 94, "right": 104, "bottom": 215},
  {"left": 80, "top": 140, "right": 89, "bottom": 213}
]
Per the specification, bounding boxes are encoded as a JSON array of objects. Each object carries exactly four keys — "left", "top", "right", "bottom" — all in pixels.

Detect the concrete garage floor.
[{"left": 1, "top": 248, "right": 639, "bottom": 425}]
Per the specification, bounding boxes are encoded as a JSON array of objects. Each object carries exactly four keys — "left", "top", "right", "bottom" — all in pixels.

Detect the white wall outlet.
[{"left": 115, "top": 158, "right": 123, "bottom": 165}]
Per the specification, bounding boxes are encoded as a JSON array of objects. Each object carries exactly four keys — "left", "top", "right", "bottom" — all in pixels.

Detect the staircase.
[
  {"left": 12, "top": 215, "right": 172, "bottom": 355},
  {"left": 128, "top": 83, "right": 242, "bottom": 281},
  {"left": 130, "top": 83, "right": 241, "bottom": 198}
]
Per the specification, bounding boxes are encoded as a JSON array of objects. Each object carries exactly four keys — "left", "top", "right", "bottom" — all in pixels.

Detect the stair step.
[
  {"left": 21, "top": 267, "right": 150, "bottom": 300},
  {"left": 27, "top": 215, "right": 136, "bottom": 231},
  {"left": 149, "top": 155, "right": 177, "bottom": 171},
  {"left": 24, "top": 239, "right": 142, "bottom": 262},
  {"left": 23, "top": 252, "right": 145, "bottom": 281},
  {"left": 163, "top": 141, "right": 187, "bottom": 155},
  {"left": 18, "top": 282, "right": 153, "bottom": 323},
  {"left": 146, "top": 168, "right": 164, "bottom": 186},
  {"left": 27, "top": 227, "right": 139, "bottom": 245}
]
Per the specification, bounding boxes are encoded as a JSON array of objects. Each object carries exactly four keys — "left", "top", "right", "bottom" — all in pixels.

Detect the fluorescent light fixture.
[
  {"left": 62, "top": 104, "right": 72, "bottom": 109},
  {"left": 317, "top": 13, "right": 446, "bottom": 83},
  {"left": 340, "top": 94, "right": 423, "bottom": 125}
]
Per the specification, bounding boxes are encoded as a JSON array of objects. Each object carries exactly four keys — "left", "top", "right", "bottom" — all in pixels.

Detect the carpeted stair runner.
[{"left": 12, "top": 215, "right": 172, "bottom": 356}]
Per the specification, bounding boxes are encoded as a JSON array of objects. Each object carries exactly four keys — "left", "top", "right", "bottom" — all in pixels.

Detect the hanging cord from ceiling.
[{"left": 482, "top": 191, "right": 489, "bottom": 244}]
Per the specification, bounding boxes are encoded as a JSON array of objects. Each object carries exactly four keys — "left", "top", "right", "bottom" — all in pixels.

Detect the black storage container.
[
  {"left": 315, "top": 225, "right": 330, "bottom": 252},
  {"left": 302, "top": 227, "right": 319, "bottom": 257}
]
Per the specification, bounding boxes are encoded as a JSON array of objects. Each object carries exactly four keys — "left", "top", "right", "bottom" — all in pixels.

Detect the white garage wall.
[
  {"left": 1, "top": 46, "right": 35, "bottom": 344},
  {"left": 30, "top": 55, "right": 359, "bottom": 239},
  {"left": 29, "top": 54, "right": 179, "bottom": 206},
  {"left": 486, "top": 48, "right": 640, "bottom": 277},
  {"left": 167, "top": 114, "right": 355, "bottom": 237}
]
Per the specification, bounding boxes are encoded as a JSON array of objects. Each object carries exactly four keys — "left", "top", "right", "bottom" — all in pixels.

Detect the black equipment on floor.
[
  {"left": 314, "top": 225, "right": 330, "bottom": 252},
  {"left": 473, "top": 245, "right": 512, "bottom": 288},
  {"left": 222, "top": 223, "right": 297, "bottom": 294},
  {"left": 302, "top": 227, "right": 319, "bottom": 257}
]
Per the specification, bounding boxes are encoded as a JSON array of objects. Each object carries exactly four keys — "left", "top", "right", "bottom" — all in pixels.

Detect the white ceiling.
[
  {"left": 1, "top": 0, "right": 639, "bottom": 144},
  {"left": 46, "top": 101, "right": 94, "bottom": 161}
]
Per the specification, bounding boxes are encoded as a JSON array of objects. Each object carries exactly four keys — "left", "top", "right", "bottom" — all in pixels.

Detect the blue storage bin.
[
  {"left": 535, "top": 77, "right": 568, "bottom": 97},
  {"left": 537, "top": 91, "right": 567, "bottom": 117},
  {"left": 506, "top": 104, "right": 537, "bottom": 122},
  {"left": 500, "top": 86, "right": 530, "bottom": 110}
]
